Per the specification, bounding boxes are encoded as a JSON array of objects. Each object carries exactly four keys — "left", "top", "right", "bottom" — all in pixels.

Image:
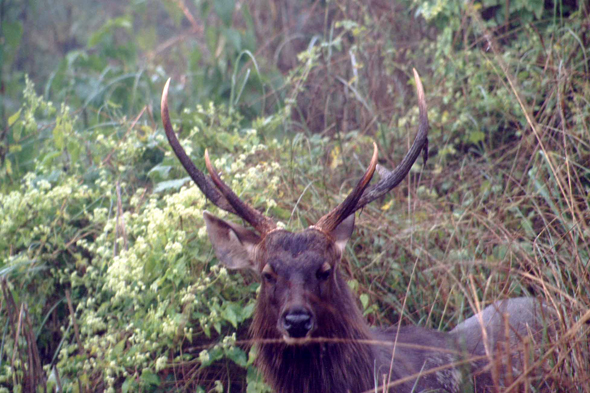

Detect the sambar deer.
[{"left": 161, "top": 70, "right": 557, "bottom": 392}]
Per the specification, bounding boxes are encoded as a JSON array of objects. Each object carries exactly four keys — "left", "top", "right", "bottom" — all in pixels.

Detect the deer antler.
[
  {"left": 204, "top": 150, "right": 277, "bottom": 234},
  {"left": 313, "top": 143, "right": 378, "bottom": 233},
  {"left": 354, "top": 68, "right": 429, "bottom": 211},
  {"left": 161, "top": 79, "right": 276, "bottom": 235},
  {"left": 314, "top": 68, "right": 429, "bottom": 232},
  {"left": 162, "top": 67, "right": 427, "bottom": 236}
]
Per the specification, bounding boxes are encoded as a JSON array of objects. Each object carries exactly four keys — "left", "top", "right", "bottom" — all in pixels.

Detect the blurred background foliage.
[{"left": 1, "top": 0, "right": 589, "bottom": 391}]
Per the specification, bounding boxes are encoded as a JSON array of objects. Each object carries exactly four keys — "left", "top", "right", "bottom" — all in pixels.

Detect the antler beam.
[
  {"left": 352, "top": 68, "right": 429, "bottom": 212},
  {"left": 314, "top": 142, "right": 378, "bottom": 233},
  {"left": 161, "top": 79, "right": 276, "bottom": 235}
]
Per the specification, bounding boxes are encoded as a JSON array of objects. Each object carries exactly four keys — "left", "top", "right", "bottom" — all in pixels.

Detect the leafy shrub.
[
  {"left": 2, "top": 0, "right": 589, "bottom": 391},
  {"left": 0, "top": 76, "right": 296, "bottom": 391}
]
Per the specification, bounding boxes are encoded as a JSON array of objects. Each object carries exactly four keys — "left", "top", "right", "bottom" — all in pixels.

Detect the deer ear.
[
  {"left": 203, "top": 211, "right": 260, "bottom": 270},
  {"left": 330, "top": 214, "right": 355, "bottom": 255}
]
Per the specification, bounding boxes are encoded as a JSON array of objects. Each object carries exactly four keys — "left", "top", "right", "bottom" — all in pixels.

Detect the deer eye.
[
  {"left": 316, "top": 262, "right": 331, "bottom": 281},
  {"left": 262, "top": 264, "right": 276, "bottom": 283}
]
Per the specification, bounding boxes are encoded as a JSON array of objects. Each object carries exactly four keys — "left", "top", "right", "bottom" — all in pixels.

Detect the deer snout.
[{"left": 281, "top": 307, "right": 314, "bottom": 339}]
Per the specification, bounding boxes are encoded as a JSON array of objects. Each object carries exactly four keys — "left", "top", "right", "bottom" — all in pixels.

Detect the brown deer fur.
[
  {"left": 161, "top": 71, "right": 557, "bottom": 392},
  {"left": 203, "top": 213, "right": 556, "bottom": 393}
]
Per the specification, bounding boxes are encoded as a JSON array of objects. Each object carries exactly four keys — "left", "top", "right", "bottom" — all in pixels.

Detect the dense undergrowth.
[{"left": 1, "top": 0, "right": 589, "bottom": 391}]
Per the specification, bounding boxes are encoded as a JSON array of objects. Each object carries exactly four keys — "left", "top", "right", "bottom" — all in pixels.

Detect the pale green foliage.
[
  {"left": 0, "top": 80, "right": 293, "bottom": 391},
  {"left": 3, "top": 0, "right": 588, "bottom": 390}
]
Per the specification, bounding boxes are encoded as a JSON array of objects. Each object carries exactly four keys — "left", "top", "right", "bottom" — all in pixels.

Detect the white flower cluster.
[
  {"left": 81, "top": 310, "right": 107, "bottom": 334},
  {"left": 220, "top": 333, "right": 237, "bottom": 349},
  {"left": 155, "top": 355, "right": 168, "bottom": 372}
]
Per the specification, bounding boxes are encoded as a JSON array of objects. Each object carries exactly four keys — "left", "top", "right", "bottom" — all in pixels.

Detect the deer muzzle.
[{"left": 281, "top": 306, "right": 314, "bottom": 340}]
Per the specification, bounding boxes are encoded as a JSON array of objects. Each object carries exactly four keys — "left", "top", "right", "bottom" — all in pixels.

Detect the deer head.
[{"left": 160, "top": 69, "right": 429, "bottom": 343}]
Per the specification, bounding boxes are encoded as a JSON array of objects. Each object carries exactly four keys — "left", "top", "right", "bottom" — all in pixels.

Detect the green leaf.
[
  {"left": 5, "top": 158, "right": 12, "bottom": 175},
  {"left": 41, "top": 150, "right": 62, "bottom": 166},
  {"left": 214, "top": 0, "right": 235, "bottom": 26},
  {"left": 205, "top": 26, "right": 218, "bottom": 55},
  {"left": 223, "top": 28, "right": 242, "bottom": 51},
  {"left": 148, "top": 164, "right": 172, "bottom": 180},
  {"left": 88, "top": 16, "right": 133, "bottom": 48},
  {"left": 137, "top": 27, "right": 157, "bottom": 51},
  {"left": 240, "top": 303, "right": 255, "bottom": 320},
  {"left": 12, "top": 121, "right": 23, "bottom": 142},
  {"left": 201, "top": 321, "right": 211, "bottom": 337},
  {"left": 225, "top": 346, "right": 247, "bottom": 367},
  {"left": 247, "top": 366, "right": 272, "bottom": 393},
  {"left": 112, "top": 339, "right": 127, "bottom": 357},
  {"left": 529, "top": 0, "right": 544, "bottom": 19},
  {"left": 153, "top": 177, "right": 190, "bottom": 193},
  {"left": 8, "top": 144, "right": 22, "bottom": 153},
  {"left": 67, "top": 140, "right": 81, "bottom": 165},
  {"left": 8, "top": 109, "right": 21, "bottom": 127},
  {"left": 468, "top": 130, "right": 485, "bottom": 144},
  {"left": 200, "top": 347, "right": 223, "bottom": 368},
  {"left": 2, "top": 21, "right": 23, "bottom": 49},
  {"left": 53, "top": 123, "right": 65, "bottom": 150},
  {"left": 122, "top": 377, "right": 136, "bottom": 393},
  {"left": 140, "top": 369, "right": 160, "bottom": 386},
  {"left": 360, "top": 293, "right": 369, "bottom": 310},
  {"left": 222, "top": 303, "right": 239, "bottom": 327},
  {"left": 162, "top": 1, "right": 184, "bottom": 26},
  {"left": 347, "top": 279, "right": 359, "bottom": 293}
]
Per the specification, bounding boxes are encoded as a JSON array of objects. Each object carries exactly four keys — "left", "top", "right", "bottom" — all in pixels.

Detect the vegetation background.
[{"left": 1, "top": 0, "right": 588, "bottom": 391}]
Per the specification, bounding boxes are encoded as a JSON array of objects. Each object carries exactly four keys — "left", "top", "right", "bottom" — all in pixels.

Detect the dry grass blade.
[{"left": 1, "top": 279, "right": 46, "bottom": 389}]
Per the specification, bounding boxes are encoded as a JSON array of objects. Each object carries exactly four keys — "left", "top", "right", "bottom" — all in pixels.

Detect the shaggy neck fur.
[{"left": 251, "top": 271, "right": 379, "bottom": 393}]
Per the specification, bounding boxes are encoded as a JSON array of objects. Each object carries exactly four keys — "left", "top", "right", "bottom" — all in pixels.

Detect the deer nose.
[{"left": 282, "top": 308, "right": 313, "bottom": 338}]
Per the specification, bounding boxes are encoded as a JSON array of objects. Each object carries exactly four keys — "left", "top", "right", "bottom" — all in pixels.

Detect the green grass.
[{"left": 1, "top": 0, "right": 588, "bottom": 391}]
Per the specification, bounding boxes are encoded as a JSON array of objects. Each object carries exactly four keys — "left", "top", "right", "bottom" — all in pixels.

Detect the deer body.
[
  {"left": 246, "top": 227, "right": 457, "bottom": 393},
  {"left": 160, "top": 71, "right": 555, "bottom": 392},
  {"left": 212, "top": 223, "right": 552, "bottom": 393}
]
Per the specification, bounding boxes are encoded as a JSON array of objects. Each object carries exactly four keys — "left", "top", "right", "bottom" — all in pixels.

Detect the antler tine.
[
  {"left": 204, "top": 150, "right": 277, "bottom": 234},
  {"left": 161, "top": 78, "right": 237, "bottom": 213},
  {"left": 314, "top": 142, "right": 379, "bottom": 233},
  {"left": 352, "top": 68, "right": 429, "bottom": 212}
]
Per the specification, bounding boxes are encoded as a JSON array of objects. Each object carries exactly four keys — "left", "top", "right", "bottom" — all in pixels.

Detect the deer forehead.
[{"left": 260, "top": 230, "right": 338, "bottom": 270}]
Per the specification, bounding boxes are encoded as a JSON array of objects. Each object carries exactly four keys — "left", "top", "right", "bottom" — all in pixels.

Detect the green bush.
[
  {"left": 1, "top": 0, "right": 589, "bottom": 391},
  {"left": 1, "top": 76, "right": 292, "bottom": 390}
]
